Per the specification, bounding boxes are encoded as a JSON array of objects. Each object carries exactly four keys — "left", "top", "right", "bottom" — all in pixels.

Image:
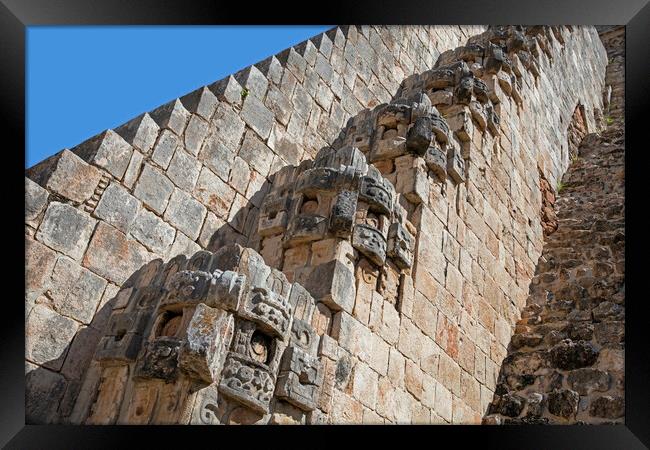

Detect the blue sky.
[{"left": 26, "top": 26, "right": 331, "bottom": 168}]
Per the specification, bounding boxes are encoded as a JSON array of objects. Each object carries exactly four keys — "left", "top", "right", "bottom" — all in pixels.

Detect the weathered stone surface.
[
  {"left": 167, "top": 149, "right": 202, "bottom": 191},
  {"left": 36, "top": 202, "right": 97, "bottom": 260},
  {"left": 133, "top": 164, "right": 174, "bottom": 215},
  {"left": 164, "top": 188, "right": 207, "bottom": 241},
  {"left": 94, "top": 183, "right": 140, "bottom": 233},
  {"left": 114, "top": 113, "right": 160, "bottom": 154},
  {"left": 241, "top": 95, "right": 274, "bottom": 140},
  {"left": 28, "top": 150, "right": 102, "bottom": 204},
  {"left": 25, "top": 238, "right": 57, "bottom": 301},
  {"left": 128, "top": 208, "right": 176, "bottom": 255},
  {"left": 72, "top": 130, "right": 133, "bottom": 180},
  {"left": 549, "top": 339, "right": 599, "bottom": 370},
  {"left": 26, "top": 366, "right": 67, "bottom": 424},
  {"left": 149, "top": 98, "right": 190, "bottom": 135},
  {"left": 25, "top": 177, "right": 49, "bottom": 226},
  {"left": 26, "top": 304, "right": 79, "bottom": 370},
  {"left": 48, "top": 256, "right": 107, "bottom": 324},
  {"left": 180, "top": 86, "right": 218, "bottom": 120},
  {"left": 239, "top": 130, "right": 274, "bottom": 177},
  {"left": 194, "top": 166, "right": 236, "bottom": 219},
  {"left": 567, "top": 368, "right": 610, "bottom": 395},
  {"left": 151, "top": 129, "right": 180, "bottom": 169},
  {"left": 183, "top": 115, "right": 210, "bottom": 157},
  {"left": 82, "top": 222, "right": 152, "bottom": 284},
  {"left": 589, "top": 395, "right": 624, "bottom": 419},
  {"left": 547, "top": 388, "right": 579, "bottom": 419}
]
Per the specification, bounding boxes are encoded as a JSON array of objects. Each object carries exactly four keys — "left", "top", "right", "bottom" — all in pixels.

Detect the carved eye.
[
  {"left": 237, "top": 366, "right": 254, "bottom": 382},
  {"left": 249, "top": 330, "right": 272, "bottom": 364}
]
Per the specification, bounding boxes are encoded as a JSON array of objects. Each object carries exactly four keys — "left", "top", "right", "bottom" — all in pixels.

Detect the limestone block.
[
  {"left": 25, "top": 177, "right": 49, "bottom": 227},
  {"left": 164, "top": 189, "right": 207, "bottom": 241},
  {"left": 239, "top": 130, "right": 275, "bottom": 177},
  {"left": 208, "top": 75, "right": 244, "bottom": 106},
  {"left": 255, "top": 55, "right": 284, "bottom": 85},
  {"left": 26, "top": 304, "right": 79, "bottom": 370},
  {"left": 183, "top": 115, "right": 210, "bottom": 157},
  {"left": 241, "top": 95, "right": 274, "bottom": 140},
  {"left": 179, "top": 86, "right": 218, "bottom": 121},
  {"left": 447, "top": 144, "right": 466, "bottom": 183},
  {"left": 234, "top": 65, "right": 269, "bottom": 100},
  {"left": 94, "top": 183, "right": 141, "bottom": 233},
  {"left": 166, "top": 149, "right": 201, "bottom": 191},
  {"left": 114, "top": 113, "right": 160, "bottom": 154},
  {"left": 123, "top": 150, "right": 144, "bottom": 189},
  {"left": 194, "top": 166, "right": 236, "bottom": 219},
  {"left": 128, "top": 208, "right": 176, "bottom": 255},
  {"left": 149, "top": 98, "right": 190, "bottom": 136},
  {"left": 151, "top": 130, "right": 180, "bottom": 169},
  {"left": 28, "top": 150, "right": 102, "bottom": 204},
  {"left": 168, "top": 231, "right": 201, "bottom": 259},
  {"left": 36, "top": 202, "right": 97, "bottom": 260},
  {"left": 351, "top": 361, "right": 378, "bottom": 409},
  {"left": 396, "top": 164, "right": 429, "bottom": 205},
  {"left": 303, "top": 260, "right": 355, "bottom": 314},
  {"left": 133, "top": 164, "right": 174, "bottom": 215},
  {"left": 83, "top": 222, "right": 152, "bottom": 285},
  {"left": 26, "top": 366, "right": 67, "bottom": 424},
  {"left": 72, "top": 130, "right": 133, "bottom": 180},
  {"left": 199, "top": 134, "right": 235, "bottom": 182},
  {"left": 48, "top": 256, "right": 107, "bottom": 324},
  {"left": 264, "top": 86, "right": 292, "bottom": 126},
  {"left": 25, "top": 237, "right": 57, "bottom": 302}
]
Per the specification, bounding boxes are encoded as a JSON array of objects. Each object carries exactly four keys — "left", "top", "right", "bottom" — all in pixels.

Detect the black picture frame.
[{"left": 3, "top": 0, "right": 649, "bottom": 448}]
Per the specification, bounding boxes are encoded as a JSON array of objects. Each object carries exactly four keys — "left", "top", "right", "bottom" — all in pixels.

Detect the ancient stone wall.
[
  {"left": 24, "top": 24, "right": 487, "bottom": 424},
  {"left": 24, "top": 25, "right": 611, "bottom": 425},
  {"left": 484, "top": 26, "right": 624, "bottom": 425}
]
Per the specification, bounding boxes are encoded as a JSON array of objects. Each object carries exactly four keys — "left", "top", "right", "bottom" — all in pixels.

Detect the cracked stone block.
[
  {"left": 94, "top": 183, "right": 141, "bottom": 233},
  {"left": 27, "top": 150, "right": 102, "bottom": 204},
  {"left": 166, "top": 149, "right": 201, "bottom": 191},
  {"left": 128, "top": 208, "right": 176, "bottom": 255},
  {"left": 26, "top": 304, "right": 79, "bottom": 370},
  {"left": 149, "top": 98, "right": 190, "bottom": 136},
  {"left": 82, "top": 222, "right": 151, "bottom": 285},
  {"left": 164, "top": 188, "right": 207, "bottom": 241},
  {"left": 133, "top": 164, "right": 174, "bottom": 215},
  {"left": 72, "top": 130, "right": 133, "bottom": 180},
  {"left": 151, "top": 129, "right": 180, "bottom": 169},
  {"left": 114, "top": 113, "right": 160, "bottom": 154},
  {"left": 25, "top": 177, "right": 49, "bottom": 226},
  {"left": 180, "top": 86, "right": 218, "bottom": 120},
  {"left": 36, "top": 202, "right": 97, "bottom": 260}
]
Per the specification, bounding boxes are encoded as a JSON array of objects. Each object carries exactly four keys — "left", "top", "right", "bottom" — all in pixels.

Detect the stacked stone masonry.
[
  {"left": 24, "top": 24, "right": 615, "bottom": 425},
  {"left": 483, "top": 25, "right": 625, "bottom": 425}
]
